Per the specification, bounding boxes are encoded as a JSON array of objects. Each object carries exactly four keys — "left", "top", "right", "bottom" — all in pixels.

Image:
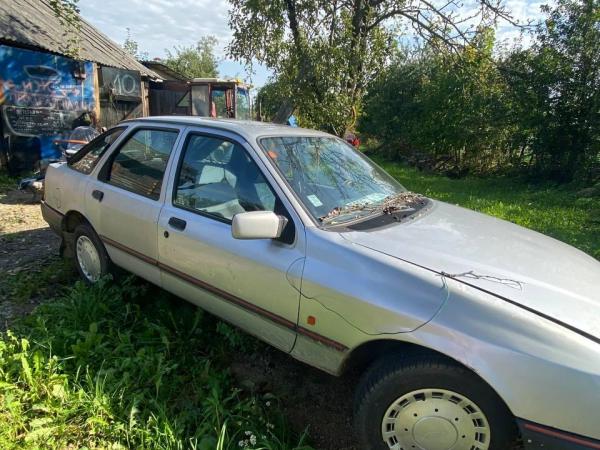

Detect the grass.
[
  {"left": 0, "top": 277, "right": 312, "bottom": 450},
  {"left": 377, "top": 160, "right": 600, "bottom": 259},
  {"left": 0, "top": 172, "right": 18, "bottom": 195}
]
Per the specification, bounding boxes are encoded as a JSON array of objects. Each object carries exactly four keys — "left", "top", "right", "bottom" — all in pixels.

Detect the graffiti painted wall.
[{"left": 0, "top": 44, "right": 96, "bottom": 163}]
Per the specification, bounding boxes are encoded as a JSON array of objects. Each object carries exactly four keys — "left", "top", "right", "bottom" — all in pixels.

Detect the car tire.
[
  {"left": 72, "top": 224, "right": 112, "bottom": 284},
  {"left": 354, "top": 354, "right": 517, "bottom": 450}
]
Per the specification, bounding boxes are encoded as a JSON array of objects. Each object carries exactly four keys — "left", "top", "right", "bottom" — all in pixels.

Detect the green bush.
[{"left": 360, "top": 0, "right": 600, "bottom": 183}]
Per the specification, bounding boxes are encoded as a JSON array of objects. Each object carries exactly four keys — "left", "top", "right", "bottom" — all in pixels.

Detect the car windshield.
[{"left": 260, "top": 136, "right": 408, "bottom": 224}]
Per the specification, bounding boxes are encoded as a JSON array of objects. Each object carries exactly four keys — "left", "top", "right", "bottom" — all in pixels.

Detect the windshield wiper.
[{"left": 319, "top": 192, "right": 427, "bottom": 225}]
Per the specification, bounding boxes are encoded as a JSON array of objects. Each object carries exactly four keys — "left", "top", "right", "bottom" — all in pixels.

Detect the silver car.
[{"left": 41, "top": 117, "right": 600, "bottom": 450}]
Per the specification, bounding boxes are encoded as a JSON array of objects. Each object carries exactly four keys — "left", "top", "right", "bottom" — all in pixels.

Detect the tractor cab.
[
  {"left": 190, "top": 78, "right": 252, "bottom": 120},
  {"left": 147, "top": 75, "right": 252, "bottom": 120}
]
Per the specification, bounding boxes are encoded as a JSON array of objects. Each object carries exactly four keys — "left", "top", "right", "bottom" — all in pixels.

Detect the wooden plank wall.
[{"left": 96, "top": 68, "right": 149, "bottom": 129}]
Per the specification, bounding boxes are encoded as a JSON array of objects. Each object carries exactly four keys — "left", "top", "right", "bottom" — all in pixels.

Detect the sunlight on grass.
[{"left": 377, "top": 161, "right": 600, "bottom": 260}]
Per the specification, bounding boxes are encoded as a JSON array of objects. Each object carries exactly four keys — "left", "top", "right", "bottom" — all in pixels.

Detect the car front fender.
[{"left": 409, "top": 278, "right": 600, "bottom": 442}]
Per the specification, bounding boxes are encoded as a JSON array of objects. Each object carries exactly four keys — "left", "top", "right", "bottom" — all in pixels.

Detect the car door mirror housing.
[{"left": 231, "top": 211, "right": 288, "bottom": 240}]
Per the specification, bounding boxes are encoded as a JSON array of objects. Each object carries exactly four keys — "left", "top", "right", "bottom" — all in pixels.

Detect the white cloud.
[
  {"left": 79, "top": 0, "right": 233, "bottom": 58},
  {"left": 78, "top": 0, "right": 273, "bottom": 86}
]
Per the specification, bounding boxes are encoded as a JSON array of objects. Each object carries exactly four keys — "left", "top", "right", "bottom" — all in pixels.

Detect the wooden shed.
[{"left": 0, "top": 0, "right": 161, "bottom": 171}]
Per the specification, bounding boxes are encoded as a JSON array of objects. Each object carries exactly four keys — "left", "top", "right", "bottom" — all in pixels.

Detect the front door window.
[{"left": 173, "top": 134, "right": 276, "bottom": 221}]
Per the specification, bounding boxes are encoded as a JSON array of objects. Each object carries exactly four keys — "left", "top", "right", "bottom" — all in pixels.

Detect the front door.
[
  {"left": 85, "top": 126, "right": 182, "bottom": 282},
  {"left": 157, "top": 131, "right": 305, "bottom": 352}
]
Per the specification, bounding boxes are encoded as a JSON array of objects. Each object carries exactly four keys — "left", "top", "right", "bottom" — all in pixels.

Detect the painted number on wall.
[{"left": 100, "top": 67, "right": 141, "bottom": 99}]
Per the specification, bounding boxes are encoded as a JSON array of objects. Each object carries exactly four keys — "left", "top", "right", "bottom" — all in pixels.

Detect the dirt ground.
[
  {"left": 231, "top": 349, "right": 360, "bottom": 450},
  {"left": 0, "top": 188, "right": 64, "bottom": 328},
  {"left": 0, "top": 186, "right": 359, "bottom": 450},
  {"left": 0, "top": 190, "right": 58, "bottom": 269}
]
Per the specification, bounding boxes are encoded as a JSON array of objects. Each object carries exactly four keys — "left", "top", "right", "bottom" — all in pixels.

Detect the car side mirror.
[{"left": 231, "top": 211, "right": 288, "bottom": 240}]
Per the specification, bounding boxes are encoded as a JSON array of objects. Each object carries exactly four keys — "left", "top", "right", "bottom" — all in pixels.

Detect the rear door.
[
  {"left": 85, "top": 125, "right": 183, "bottom": 283},
  {"left": 157, "top": 129, "right": 305, "bottom": 352}
]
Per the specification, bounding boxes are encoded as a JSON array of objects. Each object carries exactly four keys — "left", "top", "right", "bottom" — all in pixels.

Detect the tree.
[
  {"left": 533, "top": 0, "right": 599, "bottom": 181},
  {"left": 500, "top": 0, "right": 600, "bottom": 181},
  {"left": 360, "top": 0, "right": 600, "bottom": 182},
  {"left": 123, "top": 28, "right": 140, "bottom": 58},
  {"left": 228, "top": 0, "right": 517, "bottom": 134},
  {"left": 164, "top": 36, "right": 219, "bottom": 79},
  {"left": 256, "top": 80, "right": 288, "bottom": 122},
  {"left": 360, "top": 29, "right": 513, "bottom": 175}
]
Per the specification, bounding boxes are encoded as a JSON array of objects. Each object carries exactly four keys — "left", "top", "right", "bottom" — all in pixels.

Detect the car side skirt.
[{"left": 519, "top": 419, "right": 600, "bottom": 450}]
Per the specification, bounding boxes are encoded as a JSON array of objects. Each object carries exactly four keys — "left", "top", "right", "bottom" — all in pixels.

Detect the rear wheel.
[
  {"left": 354, "top": 354, "right": 517, "bottom": 450},
  {"left": 73, "top": 224, "right": 111, "bottom": 283}
]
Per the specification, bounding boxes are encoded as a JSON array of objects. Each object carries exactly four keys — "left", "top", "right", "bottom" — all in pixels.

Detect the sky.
[{"left": 78, "top": 0, "right": 551, "bottom": 89}]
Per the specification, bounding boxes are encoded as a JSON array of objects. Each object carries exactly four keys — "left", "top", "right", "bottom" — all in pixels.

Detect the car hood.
[{"left": 341, "top": 200, "right": 600, "bottom": 339}]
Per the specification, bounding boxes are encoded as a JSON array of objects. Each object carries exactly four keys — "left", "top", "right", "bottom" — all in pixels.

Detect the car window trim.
[
  {"left": 171, "top": 130, "right": 297, "bottom": 244},
  {"left": 171, "top": 131, "right": 276, "bottom": 225},
  {"left": 98, "top": 125, "right": 182, "bottom": 201}
]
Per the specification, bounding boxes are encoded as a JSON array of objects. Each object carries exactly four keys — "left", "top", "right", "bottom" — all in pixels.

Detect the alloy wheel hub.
[{"left": 381, "top": 388, "right": 491, "bottom": 450}]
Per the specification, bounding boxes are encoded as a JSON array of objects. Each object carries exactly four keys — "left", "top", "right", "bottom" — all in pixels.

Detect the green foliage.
[
  {"left": 256, "top": 80, "right": 291, "bottom": 123},
  {"left": 362, "top": 29, "right": 515, "bottom": 175},
  {"left": 0, "top": 171, "right": 18, "bottom": 194},
  {"left": 123, "top": 28, "right": 139, "bottom": 57},
  {"left": 122, "top": 28, "right": 149, "bottom": 61},
  {"left": 361, "top": 0, "right": 600, "bottom": 182},
  {"left": 164, "top": 36, "right": 219, "bottom": 79},
  {"left": 216, "top": 322, "right": 258, "bottom": 354},
  {"left": 0, "top": 259, "right": 74, "bottom": 304},
  {"left": 502, "top": 0, "right": 600, "bottom": 181},
  {"left": 376, "top": 158, "right": 600, "bottom": 259},
  {"left": 0, "top": 278, "right": 313, "bottom": 449}
]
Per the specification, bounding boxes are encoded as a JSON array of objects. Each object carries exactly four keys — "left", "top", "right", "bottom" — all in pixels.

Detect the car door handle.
[
  {"left": 168, "top": 217, "right": 187, "bottom": 231},
  {"left": 92, "top": 189, "right": 104, "bottom": 202}
]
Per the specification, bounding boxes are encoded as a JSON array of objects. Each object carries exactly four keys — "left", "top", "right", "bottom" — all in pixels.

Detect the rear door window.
[
  {"left": 69, "top": 127, "right": 125, "bottom": 174},
  {"left": 104, "top": 128, "right": 179, "bottom": 200}
]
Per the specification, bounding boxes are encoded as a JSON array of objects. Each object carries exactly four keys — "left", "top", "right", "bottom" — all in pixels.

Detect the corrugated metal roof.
[
  {"left": 0, "top": 0, "right": 161, "bottom": 79},
  {"left": 141, "top": 61, "right": 187, "bottom": 81}
]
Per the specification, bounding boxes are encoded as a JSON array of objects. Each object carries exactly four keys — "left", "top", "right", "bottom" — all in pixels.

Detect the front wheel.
[{"left": 354, "top": 354, "right": 517, "bottom": 450}]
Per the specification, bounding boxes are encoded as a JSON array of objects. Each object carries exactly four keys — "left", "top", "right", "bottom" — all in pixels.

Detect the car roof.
[{"left": 122, "top": 116, "right": 332, "bottom": 141}]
